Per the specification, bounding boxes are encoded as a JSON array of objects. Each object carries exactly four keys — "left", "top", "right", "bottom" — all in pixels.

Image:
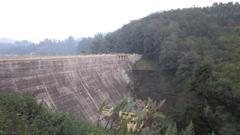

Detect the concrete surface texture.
[{"left": 0, "top": 54, "right": 141, "bottom": 122}]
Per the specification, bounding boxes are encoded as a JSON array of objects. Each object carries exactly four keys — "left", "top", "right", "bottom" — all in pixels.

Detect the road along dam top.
[{"left": 0, "top": 54, "right": 141, "bottom": 122}]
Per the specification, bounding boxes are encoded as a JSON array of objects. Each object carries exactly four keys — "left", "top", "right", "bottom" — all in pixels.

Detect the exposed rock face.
[{"left": 0, "top": 54, "right": 141, "bottom": 122}]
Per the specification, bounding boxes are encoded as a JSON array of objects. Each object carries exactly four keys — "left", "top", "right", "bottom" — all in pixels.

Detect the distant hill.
[
  {"left": 0, "top": 38, "right": 16, "bottom": 44},
  {"left": 0, "top": 36, "right": 80, "bottom": 56}
]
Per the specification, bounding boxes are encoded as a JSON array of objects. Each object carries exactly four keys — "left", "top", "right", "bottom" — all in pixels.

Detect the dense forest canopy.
[{"left": 77, "top": 2, "right": 240, "bottom": 135}]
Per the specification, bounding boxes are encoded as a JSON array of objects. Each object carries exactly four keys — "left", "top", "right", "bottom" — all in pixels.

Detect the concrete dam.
[{"left": 0, "top": 54, "right": 141, "bottom": 122}]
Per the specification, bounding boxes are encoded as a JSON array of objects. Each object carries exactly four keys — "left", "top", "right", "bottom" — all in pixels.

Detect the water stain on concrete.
[{"left": 0, "top": 54, "right": 141, "bottom": 122}]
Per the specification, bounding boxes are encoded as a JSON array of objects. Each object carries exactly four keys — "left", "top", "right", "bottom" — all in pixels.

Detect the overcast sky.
[{"left": 0, "top": 0, "right": 237, "bottom": 42}]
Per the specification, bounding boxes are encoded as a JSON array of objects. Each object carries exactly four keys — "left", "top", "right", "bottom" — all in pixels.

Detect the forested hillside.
[{"left": 80, "top": 2, "right": 240, "bottom": 135}]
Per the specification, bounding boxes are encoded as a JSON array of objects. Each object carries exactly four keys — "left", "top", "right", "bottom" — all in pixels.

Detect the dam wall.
[{"left": 0, "top": 54, "right": 141, "bottom": 122}]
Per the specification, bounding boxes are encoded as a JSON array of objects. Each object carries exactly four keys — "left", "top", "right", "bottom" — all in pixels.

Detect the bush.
[{"left": 0, "top": 92, "right": 105, "bottom": 135}]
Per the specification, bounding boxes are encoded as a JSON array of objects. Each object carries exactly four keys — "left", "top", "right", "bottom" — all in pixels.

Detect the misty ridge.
[{"left": 0, "top": 36, "right": 81, "bottom": 56}]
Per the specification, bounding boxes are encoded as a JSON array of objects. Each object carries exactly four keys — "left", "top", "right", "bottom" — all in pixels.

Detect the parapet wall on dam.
[{"left": 0, "top": 54, "right": 141, "bottom": 122}]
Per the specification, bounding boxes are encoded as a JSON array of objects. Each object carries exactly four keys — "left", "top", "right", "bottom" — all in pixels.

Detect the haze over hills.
[
  {"left": 0, "top": 38, "right": 16, "bottom": 44},
  {"left": 0, "top": 36, "right": 79, "bottom": 56}
]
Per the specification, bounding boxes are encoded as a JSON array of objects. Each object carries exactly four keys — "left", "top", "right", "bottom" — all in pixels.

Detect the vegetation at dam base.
[
  {"left": 0, "top": 93, "right": 105, "bottom": 135},
  {"left": 77, "top": 2, "right": 240, "bottom": 135},
  {"left": 0, "top": 92, "right": 205, "bottom": 135}
]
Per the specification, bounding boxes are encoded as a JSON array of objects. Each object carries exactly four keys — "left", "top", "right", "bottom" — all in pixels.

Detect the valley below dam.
[{"left": 0, "top": 54, "right": 141, "bottom": 122}]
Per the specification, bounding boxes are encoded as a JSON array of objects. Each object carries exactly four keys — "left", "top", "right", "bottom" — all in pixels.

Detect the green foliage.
[
  {"left": 82, "top": 2, "right": 240, "bottom": 135},
  {"left": 180, "top": 121, "right": 195, "bottom": 135},
  {"left": 209, "top": 131, "right": 215, "bottom": 135},
  {"left": 177, "top": 63, "right": 240, "bottom": 135},
  {"left": 134, "top": 58, "right": 160, "bottom": 70},
  {"left": 0, "top": 93, "right": 105, "bottom": 135},
  {"left": 97, "top": 97, "right": 171, "bottom": 135},
  {"left": 165, "top": 123, "right": 177, "bottom": 135},
  {"left": 84, "top": 2, "right": 240, "bottom": 89}
]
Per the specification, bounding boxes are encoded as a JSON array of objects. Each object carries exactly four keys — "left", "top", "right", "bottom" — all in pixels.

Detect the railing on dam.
[{"left": 117, "top": 54, "right": 129, "bottom": 61}]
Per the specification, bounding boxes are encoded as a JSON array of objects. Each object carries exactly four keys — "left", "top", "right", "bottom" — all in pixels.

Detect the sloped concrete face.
[{"left": 0, "top": 54, "right": 141, "bottom": 122}]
